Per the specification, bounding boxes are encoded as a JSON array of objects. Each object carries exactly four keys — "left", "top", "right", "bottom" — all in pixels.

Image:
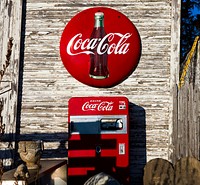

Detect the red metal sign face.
[{"left": 60, "top": 7, "right": 141, "bottom": 88}]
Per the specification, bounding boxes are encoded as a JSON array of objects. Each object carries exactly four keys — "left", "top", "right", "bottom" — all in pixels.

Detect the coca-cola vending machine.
[{"left": 67, "top": 96, "right": 129, "bottom": 185}]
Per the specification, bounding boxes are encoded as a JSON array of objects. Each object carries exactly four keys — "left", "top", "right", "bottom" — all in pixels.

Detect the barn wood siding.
[
  {"left": 172, "top": 40, "right": 200, "bottom": 163},
  {"left": 0, "top": 0, "right": 22, "bottom": 169},
  {"left": 19, "top": 1, "right": 177, "bottom": 183}
]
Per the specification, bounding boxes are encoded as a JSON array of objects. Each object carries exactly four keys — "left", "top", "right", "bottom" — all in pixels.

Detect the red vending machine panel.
[{"left": 68, "top": 96, "right": 129, "bottom": 185}]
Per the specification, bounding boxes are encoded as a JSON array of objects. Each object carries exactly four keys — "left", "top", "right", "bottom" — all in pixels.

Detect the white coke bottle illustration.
[{"left": 89, "top": 12, "right": 109, "bottom": 79}]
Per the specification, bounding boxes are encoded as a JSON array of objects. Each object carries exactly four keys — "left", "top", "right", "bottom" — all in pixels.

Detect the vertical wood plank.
[
  {"left": 169, "top": 0, "right": 181, "bottom": 162},
  {"left": 172, "top": 85, "right": 178, "bottom": 163},
  {"left": 174, "top": 39, "right": 200, "bottom": 162},
  {"left": 0, "top": 0, "right": 23, "bottom": 169}
]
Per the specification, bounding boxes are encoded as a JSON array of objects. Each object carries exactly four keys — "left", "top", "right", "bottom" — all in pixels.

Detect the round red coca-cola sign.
[{"left": 60, "top": 7, "right": 141, "bottom": 88}]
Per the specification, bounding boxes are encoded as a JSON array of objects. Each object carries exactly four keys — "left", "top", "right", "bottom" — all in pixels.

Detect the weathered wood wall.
[
  {"left": 18, "top": 1, "right": 180, "bottom": 184},
  {"left": 172, "top": 39, "right": 200, "bottom": 163},
  {"left": 0, "top": 0, "right": 22, "bottom": 169},
  {"left": 0, "top": 0, "right": 181, "bottom": 184}
]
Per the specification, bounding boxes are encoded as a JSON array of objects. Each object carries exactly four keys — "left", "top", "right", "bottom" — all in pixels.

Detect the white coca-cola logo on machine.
[
  {"left": 60, "top": 7, "right": 141, "bottom": 88},
  {"left": 82, "top": 101, "right": 114, "bottom": 111}
]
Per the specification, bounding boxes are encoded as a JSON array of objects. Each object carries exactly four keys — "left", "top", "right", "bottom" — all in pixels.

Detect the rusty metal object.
[
  {"left": 14, "top": 163, "right": 29, "bottom": 179},
  {"left": 0, "top": 102, "right": 4, "bottom": 141}
]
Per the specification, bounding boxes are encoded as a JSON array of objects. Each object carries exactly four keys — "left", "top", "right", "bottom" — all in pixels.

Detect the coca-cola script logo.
[
  {"left": 60, "top": 7, "right": 141, "bottom": 88},
  {"left": 67, "top": 33, "right": 132, "bottom": 56},
  {"left": 82, "top": 101, "right": 114, "bottom": 111}
]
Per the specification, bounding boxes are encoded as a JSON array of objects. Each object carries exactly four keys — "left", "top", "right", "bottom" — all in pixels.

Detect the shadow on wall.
[
  {"left": 16, "top": 133, "right": 69, "bottom": 159},
  {"left": 0, "top": 133, "right": 68, "bottom": 170},
  {"left": 129, "top": 102, "right": 146, "bottom": 185}
]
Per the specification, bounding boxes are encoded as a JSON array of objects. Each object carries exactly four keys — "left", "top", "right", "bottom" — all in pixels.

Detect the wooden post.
[
  {"left": 175, "top": 157, "right": 200, "bottom": 185},
  {"left": 0, "top": 0, "right": 23, "bottom": 169},
  {"left": 143, "top": 158, "right": 174, "bottom": 185},
  {"left": 169, "top": 0, "right": 181, "bottom": 163}
]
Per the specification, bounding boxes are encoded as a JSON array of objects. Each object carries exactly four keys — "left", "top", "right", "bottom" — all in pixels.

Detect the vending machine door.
[{"left": 68, "top": 97, "right": 129, "bottom": 185}]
